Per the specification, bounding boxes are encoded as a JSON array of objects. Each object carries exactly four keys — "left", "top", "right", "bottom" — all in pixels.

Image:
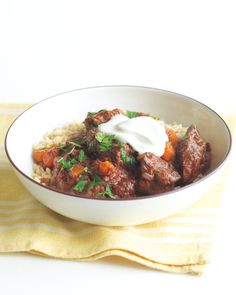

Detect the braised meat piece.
[
  {"left": 175, "top": 125, "right": 211, "bottom": 184},
  {"left": 90, "top": 159, "right": 136, "bottom": 199},
  {"left": 136, "top": 152, "right": 181, "bottom": 195},
  {"left": 111, "top": 143, "right": 136, "bottom": 167},
  {"left": 50, "top": 167, "right": 77, "bottom": 191},
  {"left": 80, "top": 129, "right": 100, "bottom": 157},
  {"left": 84, "top": 109, "right": 123, "bottom": 130},
  {"left": 136, "top": 179, "right": 174, "bottom": 195},
  {"left": 109, "top": 167, "right": 136, "bottom": 199},
  {"left": 111, "top": 176, "right": 136, "bottom": 199}
]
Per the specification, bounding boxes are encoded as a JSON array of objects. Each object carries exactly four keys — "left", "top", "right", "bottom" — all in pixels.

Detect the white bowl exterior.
[
  {"left": 14, "top": 165, "right": 223, "bottom": 226},
  {"left": 6, "top": 86, "right": 231, "bottom": 226}
]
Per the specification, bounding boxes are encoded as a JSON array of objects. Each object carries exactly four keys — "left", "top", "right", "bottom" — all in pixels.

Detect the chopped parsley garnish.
[
  {"left": 120, "top": 148, "right": 137, "bottom": 167},
  {"left": 95, "top": 132, "right": 115, "bottom": 152},
  {"left": 73, "top": 177, "right": 87, "bottom": 192},
  {"left": 87, "top": 174, "right": 102, "bottom": 192},
  {"left": 126, "top": 110, "right": 139, "bottom": 119},
  {"left": 87, "top": 111, "right": 97, "bottom": 117},
  {"left": 115, "top": 138, "right": 124, "bottom": 147},
  {"left": 58, "top": 149, "right": 88, "bottom": 168},
  {"left": 93, "top": 174, "right": 102, "bottom": 186},
  {"left": 104, "top": 184, "right": 115, "bottom": 198},
  {"left": 59, "top": 145, "right": 72, "bottom": 153},
  {"left": 100, "top": 135, "right": 115, "bottom": 152},
  {"left": 95, "top": 132, "right": 106, "bottom": 143},
  {"left": 87, "top": 109, "right": 106, "bottom": 117},
  {"left": 57, "top": 157, "right": 78, "bottom": 169},
  {"left": 78, "top": 149, "right": 88, "bottom": 163},
  {"left": 68, "top": 141, "right": 81, "bottom": 147},
  {"left": 98, "top": 184, "right": 116, "bottom": 199}
]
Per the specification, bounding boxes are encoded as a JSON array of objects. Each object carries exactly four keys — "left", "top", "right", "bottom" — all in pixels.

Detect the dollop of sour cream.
[{"left": 98, "top": 114, "right": 168, "bottom": 156}]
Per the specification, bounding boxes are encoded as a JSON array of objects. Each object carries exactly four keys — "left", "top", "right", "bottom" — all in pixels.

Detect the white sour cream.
[{"left": 98, "top": 114, "right": 168, "bottom": 156}]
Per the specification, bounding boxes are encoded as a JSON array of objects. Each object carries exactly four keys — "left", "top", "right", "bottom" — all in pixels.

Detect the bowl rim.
[{"left": 4, "top": 85, "right": 232, "bottom": 202}]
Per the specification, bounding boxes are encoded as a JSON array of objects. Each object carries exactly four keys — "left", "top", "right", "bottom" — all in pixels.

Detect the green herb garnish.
[
  {"left": 126, "top": 110, "right": 139, "bottom": 119},
  {"left": 78, "top": 149, "right": 88, "bottom": 163},
  {"left": 115, "top": 138, "right": 124, "bottom": 147},
  {"left": 104, "top": 184, "right": 116, "bottom": 198},
  {"left": 95, "top": 132, "right": 106, "bottom": 143},
  {"left": 98, "top": 184, "right": 116, "bottom": 199},
  {"left": 95, "top": 132, "right": 115, "bottom": 152},
  {"left": 59, "top": 145, "right": 72, "bottom": 153},
  {"left": 120, "top": 148, "right": 137, "bottom": 167},
  {"left": 100, "top": 135, "right": 115, "bottom": 152},
  {"left": 68, "top": 141, "right": 81, "bottom": 147},
  {"left": 87, "top": 111, "right": 97, "bottom": 117},
  {"left": 73, "top": 177, "right": 87, "bottom": 192},
  {"left": 87, "top": 174, "right": 102, "bottom": 192},
  {"left": 57, "top": 157, "right": 77, "bottom": 169}
]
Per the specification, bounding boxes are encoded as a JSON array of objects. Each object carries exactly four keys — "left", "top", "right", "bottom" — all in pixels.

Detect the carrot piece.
[
  {"left": 33, "top": 147, "right": 58, "bottom": 168},
  {"left": 70, "top": 164, "right": 85, "bottom": 178},
  {"left": 33, "top": 149, "right": 46, "bottom": 163},
  {"left": 166, "top": 128, "right": 179, "bottom": 147},
  {"left": 98, "top": 161, "right": 115, "bottom": 176},
  {"left": 162, "top": 142, "right": 175, "bottom": 161},
  {"left": 42, "top": 148, "right": 59, "bottom": 168}
]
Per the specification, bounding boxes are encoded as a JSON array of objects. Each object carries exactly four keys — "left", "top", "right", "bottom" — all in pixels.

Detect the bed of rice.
[{"left": 32, "top": 121, "right": 187, "bottom": 183}]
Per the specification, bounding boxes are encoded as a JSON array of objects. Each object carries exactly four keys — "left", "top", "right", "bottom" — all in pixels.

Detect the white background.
[{"left": 0, "top": 0, "right": 235, "bottom": 294}]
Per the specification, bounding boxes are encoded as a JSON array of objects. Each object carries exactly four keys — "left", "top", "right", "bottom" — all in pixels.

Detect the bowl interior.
[{"left": 6, "top": 86, "right": 231, "bottom": 181}]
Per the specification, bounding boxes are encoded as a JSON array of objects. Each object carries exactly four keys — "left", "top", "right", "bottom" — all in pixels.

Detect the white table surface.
[{"left": 1, "top": 1, "right": 236, "bottom": 294}]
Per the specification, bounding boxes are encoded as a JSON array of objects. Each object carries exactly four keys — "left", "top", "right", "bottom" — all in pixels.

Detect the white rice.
[
  {"left": 33, "top": 123, "right": 85, "bottom": 150},
  {"left": 32, "top": 164, "right": 53, "bottom": 183},
  {"left": 165, "top": 122, "right": 187, "bottom": 138}
]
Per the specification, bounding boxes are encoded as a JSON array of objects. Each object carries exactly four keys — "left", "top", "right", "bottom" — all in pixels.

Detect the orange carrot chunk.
[
  {"left": 166, "top": 128, "right": 179, "bottom": 147},
  {"left": 162, "top": 141, "right": 175, "bottom": 162},
  {"left": 37, "top": 147, "right": 59, "bottom": 168},
  {"left": 98, "top": 161, "right": 115, "bottom": 176},
  {"left": 33, "top": 149, "right": 45, "bottom": 163},
  {"left": 70, "top": 164, "right": 85, "bottom": 178},
  {"left": 33, "top": 147, "right": 59, "bottom": 168}
]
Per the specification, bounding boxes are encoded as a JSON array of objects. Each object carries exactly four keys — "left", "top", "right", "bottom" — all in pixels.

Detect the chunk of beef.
[
  {"left": 109, "top": 167, "right": 136, "bottom": 199},
  {"left": 111, "top": 143, "right": 135, "bottom": 167},
  {"left": 84, "top": 109, "right": 123, "bottom": 130},
  {"left": 175, "top": 125, "right": 211, "bottom": 184},
  {"left": 80, "top": 129, "right": 100, "bottom": 156},
  {"left": 50, "top": 167, "right": 77, "bottom": 191},
  {"left": 111, "top": 177, "right": 136, "bottom": 199},
  {"left": 136, "top": 152, "right": 181, "bottom": 195},
  {"left": 136, "top": 179, "right": 174, "bottom": 195},
  {"left": 90, "top": 159, "right": 136, "bottom": 199}
]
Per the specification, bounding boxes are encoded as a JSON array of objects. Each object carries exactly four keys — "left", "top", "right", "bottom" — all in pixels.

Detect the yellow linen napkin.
[{"left": 0, "top": 103, "right": 234, "bottom": 275}]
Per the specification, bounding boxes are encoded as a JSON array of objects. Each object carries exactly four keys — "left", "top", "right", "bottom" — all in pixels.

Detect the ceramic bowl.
[{"left": 5, "top": 86, "right": 232, "bottom": 226}]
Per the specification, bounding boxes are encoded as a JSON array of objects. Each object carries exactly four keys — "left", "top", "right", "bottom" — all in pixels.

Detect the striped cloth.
[{"left": 0, "top": 103, "right": 234, "bottom": 275}]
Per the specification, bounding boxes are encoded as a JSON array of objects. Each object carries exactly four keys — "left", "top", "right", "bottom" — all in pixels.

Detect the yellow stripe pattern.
[{"left": 0, "top": 103, "right": 234, "bottom": 275}]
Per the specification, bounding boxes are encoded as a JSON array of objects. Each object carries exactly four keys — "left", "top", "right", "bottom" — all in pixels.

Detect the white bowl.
[{"left": 5, "top": 86, "right": 232, "bottom": 226}]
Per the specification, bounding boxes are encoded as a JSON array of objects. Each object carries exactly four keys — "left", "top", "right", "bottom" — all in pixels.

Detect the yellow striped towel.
[{"left": 0, "top": 103, "right": 234, "bottom": 275}]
